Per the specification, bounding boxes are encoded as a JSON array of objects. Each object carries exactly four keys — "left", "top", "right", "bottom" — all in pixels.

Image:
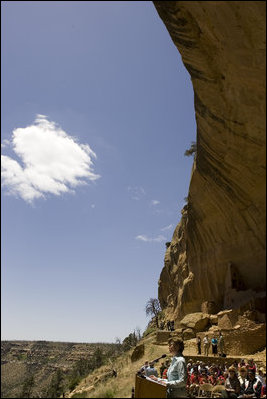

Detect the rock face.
[
  {"left": 154, "top": 2, "right": 266, "bottom": 322},
  {"left": 199, "top": 324, "right": 266, "bottom": 356},
  {"left": 182, "top": 328, "right": 196, "bottom": 340}
]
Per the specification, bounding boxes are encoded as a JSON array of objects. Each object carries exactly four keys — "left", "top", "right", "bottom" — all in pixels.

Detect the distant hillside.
[{"left": 1, "top": 340, "right": 119, "bottom": 398}]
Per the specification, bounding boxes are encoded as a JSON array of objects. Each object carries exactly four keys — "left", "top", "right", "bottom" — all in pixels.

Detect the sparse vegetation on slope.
[
  {"left": 1, "top": 341, "right": 122, "bottom": 398},
  {"left": 66, "top": 328, "right": 266, "bottom": 399}
]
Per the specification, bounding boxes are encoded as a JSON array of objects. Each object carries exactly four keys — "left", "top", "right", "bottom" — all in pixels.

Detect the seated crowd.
[
  {"left": 142, "top": 357, "right": 266, "bottom": 398},
  {"left": 186, "top": 358, "right": 266, "bottom": 398}
]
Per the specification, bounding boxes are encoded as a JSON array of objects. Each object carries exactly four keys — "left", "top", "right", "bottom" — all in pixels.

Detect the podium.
[{"left": 134, "top": 375, "right": 167, "bottom": 398}]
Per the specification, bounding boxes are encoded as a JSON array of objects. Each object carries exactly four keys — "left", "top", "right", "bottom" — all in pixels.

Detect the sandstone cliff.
[{"left": 154, "top": 1, "right": 266, "bottom": 321}]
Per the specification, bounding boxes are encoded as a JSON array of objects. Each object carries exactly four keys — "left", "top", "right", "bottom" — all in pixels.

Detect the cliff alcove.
[{"left": 154, "top": 1, "right": 266, "bottom": 331}]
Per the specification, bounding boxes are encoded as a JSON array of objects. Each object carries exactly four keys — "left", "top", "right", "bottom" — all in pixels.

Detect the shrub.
[
  {"left": 19, "top": 374, "right": 35, "bottom": 398},
  {"left": 68, "top": 376, "right": 82, "bottom": 391},
  {"left": 46, "top": 369, "right": 65, "bottom": 398},
  {"left": 184, "top": 141, "right": 197, "bottom": 157}
]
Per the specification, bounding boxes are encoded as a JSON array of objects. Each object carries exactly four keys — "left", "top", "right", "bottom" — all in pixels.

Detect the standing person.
[
  {"left": 196, "top": 336, "right": 201, "bottom": 355},
  {"left": 149, "top": 338, "right": 187, "bottom": 398},
  {"left": 219, "top": 331, "right": 225, "bottom": 356},
  {"left": 203, "top": 335, "right": 210, "bottom": 356},
  {"left": 211, "top": 335, "right": 218, "bottom": 356}
]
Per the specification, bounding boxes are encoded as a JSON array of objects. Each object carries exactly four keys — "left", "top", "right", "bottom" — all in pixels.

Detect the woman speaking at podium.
[{"left": 149, "top": 338, "right": 187, "bottom": 398}]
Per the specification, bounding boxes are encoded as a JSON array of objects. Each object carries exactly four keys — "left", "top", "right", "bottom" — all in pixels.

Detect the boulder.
[
  {"left": 171, "top": 328, "right": 184, "bottom": 337},
  {"left": 131, "top": 344, "right": 144, "bottom": 362},
  {"left": 183, "top": 328, "right": 196, "bottom": 340},
  {"left": 180, "top": 313, "right": 210, "bottom": 332},
  {"left": 217, "top": 309, "right": 239, "bottom": 330},
  {"left": 208, "top": 325, "right": 220, "bottom": 333},
  {"left": 209, "top": 315, "right": 218, "bottom": 325},
  {"left": 155, "top": 331, "right": 171, "bottom": 344}
]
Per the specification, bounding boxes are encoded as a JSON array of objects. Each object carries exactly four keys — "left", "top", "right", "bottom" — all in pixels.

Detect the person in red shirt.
[
  {"left": 247, "top": 358, "right": 257, "bottom": 374},
  {"left": 199, "top": 369, "right": 209, "bottom": 384},
  {"left": 186, "top": 370, "right": 192, "bottom": 397},
  {"left": 208, "top": 368, "right": 218, "bottom": 386},
  {"left": 217, "top": 374, "right": 226, "bottom": 385},
  {"left": 162, "top": 360, "right": 170, "bottom": 379},
  {"left": 190, "top": 371, "right": 200, "bottom": 384},
  {"left": 189, "top": 369, "right": 200, "bottom": 396}
]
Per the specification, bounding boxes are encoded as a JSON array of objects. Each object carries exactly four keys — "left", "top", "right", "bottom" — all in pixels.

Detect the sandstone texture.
[
  {"left": 182, "top": 328, "right": 196, "bottom": 340},
  {"left": 198, "top": 324, "right": 266, "bottom": 356},
  {"left": 180, "top": 312, "right": 210, "bottom": 332},
  {"left": 217, "top": 309, "right": 239, "bottom": 329},
  {"left": 209, "top": 315, "right": 218, "bottom": 325},
  {"left": 155, "top": 331, "right": 172, "bottom": 344},
  {"left": 154, "top": 2, "right": 266, "bottom": 324}
]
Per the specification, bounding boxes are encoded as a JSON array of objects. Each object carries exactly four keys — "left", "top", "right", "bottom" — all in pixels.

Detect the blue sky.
[{"left": 1, "top": 1, "right": 196, "bottom": 343}]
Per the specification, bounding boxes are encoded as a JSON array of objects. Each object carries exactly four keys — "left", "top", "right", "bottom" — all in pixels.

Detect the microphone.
[{"left": 151, "top": 354, "right": 167, "bottom": 363}]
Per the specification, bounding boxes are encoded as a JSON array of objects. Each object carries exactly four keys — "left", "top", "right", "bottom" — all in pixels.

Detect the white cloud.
[
  {"left": 1, "top": 139, "right": 10, "bottom": 149},
  {"left": 1, "top": 115, "right": 100, "bottom": 203},
  {"left": 127, "top": 186, "right": 146, "bottom": 200},
  {"left": 135, "top": 234, "right": 166, "bottom": 243},
  {"left": 161, "top": 224, "right": 174, "bottom": 231},
  {"left": 151, "top": 200, "right": 160, "bottom": 206}
]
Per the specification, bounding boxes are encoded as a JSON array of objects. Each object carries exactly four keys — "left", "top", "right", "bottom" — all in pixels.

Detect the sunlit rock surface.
[{"left": 154, "top": 1, "right": 266, "bottom": 320}]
